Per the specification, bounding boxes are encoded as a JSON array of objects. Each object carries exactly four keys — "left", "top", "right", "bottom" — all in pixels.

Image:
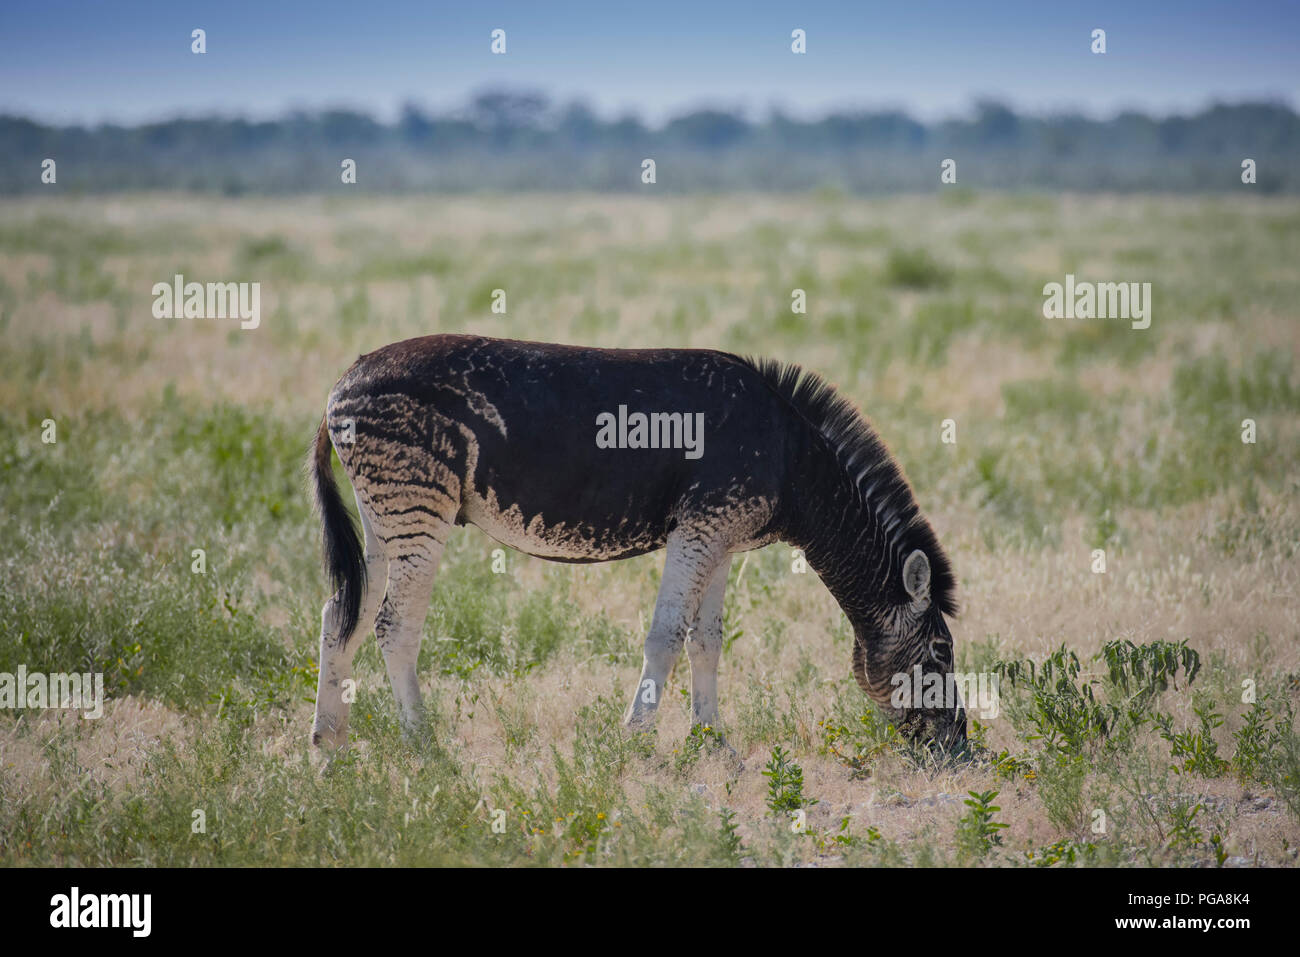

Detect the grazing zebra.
[{"left": 309, "top": 334, "right": 965, "bottom": 754}]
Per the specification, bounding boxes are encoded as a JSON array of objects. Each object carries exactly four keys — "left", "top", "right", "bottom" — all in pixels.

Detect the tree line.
[{"left": 3, "top": 91, "right": 1295, "bottom": 193}]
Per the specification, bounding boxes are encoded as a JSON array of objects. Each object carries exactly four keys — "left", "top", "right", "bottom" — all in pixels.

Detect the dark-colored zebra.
[{"left": 309, "top": 334, "right": 965, "bottom": 754}]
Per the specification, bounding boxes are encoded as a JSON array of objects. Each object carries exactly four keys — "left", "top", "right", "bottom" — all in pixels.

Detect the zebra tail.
[{"left": 311, "top": 415, "right": 366, "bottom": 644}]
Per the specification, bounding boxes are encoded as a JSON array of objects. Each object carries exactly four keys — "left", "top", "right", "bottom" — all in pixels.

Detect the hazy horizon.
[{"left": 5, "top": 89, "right": 1297, "bottom": 132}]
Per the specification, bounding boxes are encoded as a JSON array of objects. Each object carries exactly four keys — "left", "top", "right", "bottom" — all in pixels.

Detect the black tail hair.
[{"left": 310, "top": 416, "right": 366, "bottom": 644}]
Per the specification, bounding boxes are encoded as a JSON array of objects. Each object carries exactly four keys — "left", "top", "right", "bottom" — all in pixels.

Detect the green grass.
[{"left": 1, "top": 191, "right": 1298, "bottom": 866}]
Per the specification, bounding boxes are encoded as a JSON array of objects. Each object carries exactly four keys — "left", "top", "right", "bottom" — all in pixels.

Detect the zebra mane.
[{"left": 741, "top": 356, "right": 958, "bottom": 617}]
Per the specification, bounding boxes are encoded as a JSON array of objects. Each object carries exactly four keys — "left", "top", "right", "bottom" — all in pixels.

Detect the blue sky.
[{"left": 1, "top": 0, "right": 1297, "bottom": 125}]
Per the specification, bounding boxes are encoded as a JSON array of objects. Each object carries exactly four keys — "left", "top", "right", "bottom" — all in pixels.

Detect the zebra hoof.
[
  {"left": 311, "top": 726, "right": 349, "bottom": 755},
  {"left": 721, "top": 746, "right": 744, "bottom": 775}
]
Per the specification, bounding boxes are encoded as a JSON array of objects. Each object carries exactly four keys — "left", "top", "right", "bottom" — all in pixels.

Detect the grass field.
[{"left": 1, "top": 191, "right": 1298, "bottom": 867}]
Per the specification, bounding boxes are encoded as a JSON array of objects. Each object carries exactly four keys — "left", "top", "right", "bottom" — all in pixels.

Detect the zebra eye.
[{"left": 928, "top": 637, "right": 951, "bottom": 661}]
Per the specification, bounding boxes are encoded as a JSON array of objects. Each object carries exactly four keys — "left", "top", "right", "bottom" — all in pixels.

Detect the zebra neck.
[{"left": 783, "top": 455, "right": 891, "bottom": 632}]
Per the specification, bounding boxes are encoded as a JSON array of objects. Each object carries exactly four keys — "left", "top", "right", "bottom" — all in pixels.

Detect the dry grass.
[{"left": 1, "top": 192, "right": 1298, "bottom": 866}]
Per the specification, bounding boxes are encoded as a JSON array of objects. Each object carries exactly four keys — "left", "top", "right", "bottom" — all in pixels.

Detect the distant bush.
[{"left": 884, "top": 247, "right": 952, "bottom": 289}]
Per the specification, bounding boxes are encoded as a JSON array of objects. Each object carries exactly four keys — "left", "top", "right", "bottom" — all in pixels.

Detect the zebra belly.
[{"left": 458, "top": 487, "right": 669, "bottom": 563}]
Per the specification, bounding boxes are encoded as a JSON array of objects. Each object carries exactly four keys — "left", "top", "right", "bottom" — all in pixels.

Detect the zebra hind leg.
[
  {"left": 311, "top": 502, "right": 387, "bottom": 754},
  {"left": 326, "top": 394, "right": 466, "bottom": 745},
  {"left": 373, "top": 537, "right": 446, "bottom": 743}
]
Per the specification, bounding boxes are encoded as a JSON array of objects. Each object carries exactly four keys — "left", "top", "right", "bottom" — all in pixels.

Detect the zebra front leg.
[
  {"left": 375, "top": 544, "right": 443, "bottom": 740},
  {"left": 624, "top": 530, "right": 724, "bottom": 732},
  {"left": 686, "top": 558, "right": 730, "bottom": 734}
]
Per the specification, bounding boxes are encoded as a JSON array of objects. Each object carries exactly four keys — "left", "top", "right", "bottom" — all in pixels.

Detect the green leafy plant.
[
  {"left": 957, "top": 789, "right": 1008, "bottom": 859},
  {"left": 1232, "top": 693, "right": 1291, "bottom": 781},
  {"left": 990, "top": 748, "right": 1036, "bottom": 781},
  {"left": 673, "top": 723, "right": 728, "bottom": 773},
  {"left": 1229, "top": 694, "right": 1300, "bottom": 823},
  {"left": 717, "top": 808, "right": 744, "bottom": 860},
  {"left": 814, "top": 816, "right": 883, "bottom": 853},
  {"left": 1167, "top": 801, "right": 1204, "bottom": 851},
  {"left": 996, "top": 640, "right": 1202, "bottom": 759},
  {"left": 1100, "top": 638, "right": 1201, "bottom": 706},
  {"left": 995, "top": 646, "right": 1120, "bottom": 752},
  {"left": 1154, "top": 701, "right": 1229, "bottom": 777},
  {"left": 818, "top": 698, "right": 907, "bottom": 776},
  {"left": 1025, "top": 838, "right": 1102, "bottom": 867},
  {"left": 1233, "top": 698, "right": 1277, "bottom": 781},
  {"left": 965, "top": 719, "right": 1036, "bottom": 781},
  {"left": 763, "top": 745, "right": 816, "bottom": 815},
  {"left": 1210, "top": 833, "right": 1228, "bottom": 867}
]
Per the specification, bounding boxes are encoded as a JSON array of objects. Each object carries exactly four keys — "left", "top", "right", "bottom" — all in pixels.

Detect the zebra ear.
[{"left": 902, "top": 549, "right": 931, "bottom": 603}]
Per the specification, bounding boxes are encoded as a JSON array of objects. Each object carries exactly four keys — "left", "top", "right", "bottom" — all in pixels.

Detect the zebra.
[{"left": 309, "top": 334, "right": 965, "bottom": 755}]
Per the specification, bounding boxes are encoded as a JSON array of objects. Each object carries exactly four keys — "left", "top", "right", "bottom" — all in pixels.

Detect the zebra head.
[{"left": 856, "top": 548, "right": 967, "bottom": 751}]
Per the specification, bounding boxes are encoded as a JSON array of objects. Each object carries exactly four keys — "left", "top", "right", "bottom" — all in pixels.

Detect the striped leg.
[
  {"left": 624, "top": 528, "right": 727, "bottom": 732},
  {"left": 374, "top": 542, "right": 444, "bottom": 736},
  {"left": 324, "top": 393, "right": 466, "bottom": 742}
]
